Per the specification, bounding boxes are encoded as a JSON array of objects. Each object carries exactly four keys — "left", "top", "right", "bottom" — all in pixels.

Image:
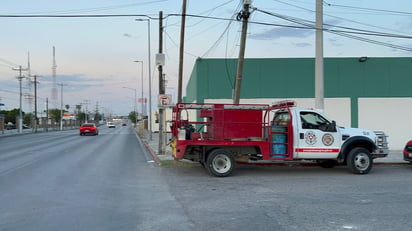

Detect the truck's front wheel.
[
  {"left": 206, "top": 149, "right": 235, "bottom": 177},
  {"left": 347, "top": 147, "right": 373, "bottom": 174}
]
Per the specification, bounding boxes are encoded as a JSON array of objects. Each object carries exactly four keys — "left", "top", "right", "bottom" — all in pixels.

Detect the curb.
[{"left": 143, "top": 141, "right": 162, "bottom": 165}]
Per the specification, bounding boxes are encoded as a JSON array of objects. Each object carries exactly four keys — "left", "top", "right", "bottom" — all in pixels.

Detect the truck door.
[{"left": 295, "top": 111, "right": 341, "bottom": 159}]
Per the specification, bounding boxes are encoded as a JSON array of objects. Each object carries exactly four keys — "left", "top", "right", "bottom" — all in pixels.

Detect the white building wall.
[{"left": 359, "top": 98, "right": 412, "bottom": 150}]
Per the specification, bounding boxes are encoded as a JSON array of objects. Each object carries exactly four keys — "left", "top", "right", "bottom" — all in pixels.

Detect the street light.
[
  {"left": 136, "top": 18, "right": 153, "bottom": 140},
  {"left": 57, "top": 83, "right": 67, "bottom": 131},
  {"left": 134, "top": 60, "right": 144, "bottom": 118},
  {"left": 123, "top": 86, "right": 138, "bottom": 127}
]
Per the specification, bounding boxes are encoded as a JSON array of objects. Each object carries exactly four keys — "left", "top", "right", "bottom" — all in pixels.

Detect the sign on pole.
[{"left": 158, "top": 94, "right": 172, "bottom": 107}]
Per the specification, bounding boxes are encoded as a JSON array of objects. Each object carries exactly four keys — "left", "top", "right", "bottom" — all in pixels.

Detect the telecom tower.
[
  {"left": 25, "top": 52, "right": 33, "bottom": 112},
  {"left": 51, "top": 46, "right": 58, "bottom": 107}
]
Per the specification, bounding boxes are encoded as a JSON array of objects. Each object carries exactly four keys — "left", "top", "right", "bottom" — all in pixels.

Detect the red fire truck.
[{"left": 170, "top": 101, "right": 388, "bottom": 177}]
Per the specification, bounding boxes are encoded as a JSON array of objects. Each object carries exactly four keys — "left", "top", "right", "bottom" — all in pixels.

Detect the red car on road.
[
  {"left": 79, "top": 123, "right": 99, "bottom": 136},
  {"left": 403, "top": 140, "right": 412, "bottom": 162}
]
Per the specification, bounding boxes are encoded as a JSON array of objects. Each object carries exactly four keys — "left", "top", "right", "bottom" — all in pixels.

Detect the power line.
[
  {"left": 323, "top": 1, "right": 412, "bottom": 15},
  {"left": 273, "top": 0, "right": 410, "bottom": 38},
  {"left": 0, "top": 58, "right": 19, "bottom": 68},
  {"left": 253, "top": 8, "right": 412, "bottom": 52},
  {"left": 8, "top": 1, "right": 167, "bottom": 15},
  {"left": 0, "top": 14, "right": 157, "bottom": 19}
]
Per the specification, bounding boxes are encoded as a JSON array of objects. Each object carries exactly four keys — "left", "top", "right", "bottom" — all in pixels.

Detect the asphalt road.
[
  {"left": 162, "top": 163, "right": 412, "bottom": 231},
  {"left": 2, "top": 125, "right": 412, "bottom": 231},
  {"left": 0, "top": 125, "right": 192, "bottom": 231}
]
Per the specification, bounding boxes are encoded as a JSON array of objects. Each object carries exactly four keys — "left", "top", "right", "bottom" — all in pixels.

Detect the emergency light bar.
[
  {"left": 224, "top": 105, "right": 269, "bottom": 110},
  {"left": 271, "top": 100, "right": 296, "bottom": 108},
  {"left": 177, "top": 103, "right": 214, "bottom": 109}
]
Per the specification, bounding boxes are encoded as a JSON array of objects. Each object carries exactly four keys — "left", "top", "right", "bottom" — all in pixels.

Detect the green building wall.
[{"left": 184, "top": 57, "right": 412, "bottom": 127}]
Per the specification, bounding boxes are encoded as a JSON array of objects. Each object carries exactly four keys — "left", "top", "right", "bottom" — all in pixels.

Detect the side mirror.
[{"left": 330, "top": 120, "right": 337, "bottom": 132}]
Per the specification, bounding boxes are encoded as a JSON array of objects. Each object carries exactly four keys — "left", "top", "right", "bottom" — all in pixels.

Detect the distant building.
[{"left": 183, "top": 57, "right": 412, "bottom": 149}]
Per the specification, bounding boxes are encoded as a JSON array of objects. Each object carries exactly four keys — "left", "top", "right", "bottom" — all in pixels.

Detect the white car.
[{"left": 107, "top": 122, "right": 116, "bottom": 128}]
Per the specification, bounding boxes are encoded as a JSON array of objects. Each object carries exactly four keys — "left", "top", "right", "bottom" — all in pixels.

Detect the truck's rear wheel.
[
  {"left": 206, "top": 149, "right": 235, "bottom": 177},
  {"left": 347, "top": 147, "right": 373, "bottom": 174}
]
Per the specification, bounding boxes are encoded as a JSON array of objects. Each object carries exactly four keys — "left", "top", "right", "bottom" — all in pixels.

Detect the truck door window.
[{"left": 300, "top": 112, "right": 329, "bottom": 130}]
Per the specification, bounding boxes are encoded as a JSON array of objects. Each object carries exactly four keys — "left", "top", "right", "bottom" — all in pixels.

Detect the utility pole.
[
  {"left": 12, "top": 65, "right": 28, "bottom": 133},
  {"left": 315, "top": 0, "right": 324, "bottom": 111},
  {"left": 95, "top": 101, "right": 99, "bottom": 122},
  {"left": 233, "top": 0, "right": 251, "bottom": 104},
  {"left": 177, "top": 0, "right": 187, "bottom": 103},
  {"left": 147, "top": 19, "right": 153, "bottom": 141},
  {"left": 34, "top": 75, "right": 38, "bottom": 132},
  {"left": 158, "top": 11, "right": 165, "bottom": 155},
  {"left": 46, "top": 97, "right": 49, "bottom": 132},
  {"left": 57, "top": 83, "right": 67, "bottom": 131},
  {"left": 31, "top": 75, "right": 41, "bottom": 132}
]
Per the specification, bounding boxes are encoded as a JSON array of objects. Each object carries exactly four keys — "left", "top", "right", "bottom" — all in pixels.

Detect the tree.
[
  {"left": 94, "top": 112, "right": 102, "bottom": 121},
  {"left": 48, "top": 108, "right": 62, "bottom": 123},
  {"left": 0, "top": 108, "right": 20, "bottom": 124},
  {"left": 128, "top": 111, "right": 138, "bottom": 124},
  {"left": 23, "top": 112, "right": 34, "bottom": 126}
]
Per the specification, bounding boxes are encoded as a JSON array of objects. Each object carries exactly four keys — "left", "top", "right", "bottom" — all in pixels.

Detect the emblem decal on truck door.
[
  {"left": 305, "top": 131, "right": 317, "bottom": 145},
  {"left": 322, "top": 133, "right": 334, "bottom": 146}
]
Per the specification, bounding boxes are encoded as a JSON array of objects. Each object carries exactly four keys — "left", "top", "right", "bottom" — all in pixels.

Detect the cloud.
[
  {"left": 249, "top": 18, "right": 342, "bottom": 41},
  {"left": 34, "top": 74, "right": 108, "bottom": 93},
  {"left": 328, "top": 38, "right": 343, "bottom": 46},
  {"left": 123, "top": 33, "right": 133, "bottom": 38},
  {"left": 250, "top": 27, "right": 313, "bottom": 40},
  {"left": 293, "top": 42, "right": 311, "bottom": 47}
]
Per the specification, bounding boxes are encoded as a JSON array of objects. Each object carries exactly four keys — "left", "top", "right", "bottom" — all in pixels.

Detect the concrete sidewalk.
[{"left": 138, "top": 130, "right": 407, "bottom": 165}]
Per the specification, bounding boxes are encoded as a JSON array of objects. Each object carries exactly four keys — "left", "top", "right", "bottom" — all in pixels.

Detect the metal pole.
[
  {"left": 134, "top": 60, "right": 144, "bottom": 120},
  {"left": 136, "top": 18, "right": 153, "bottom": 140},
  {"left": 34, "top": 75, "right": 38, "bottom": 132},
  {"left": 46, "top": 97, "right": 49, "bottom": 132},
  {"left": 177, "top": 0, "right": 187, "bottom": 103},
  {"left": 123, "top": 87, "right": 138, "bottom": 127},
  {"left": 147, "top": 19, "right": 153, "bottom": 140},
  {"left": 315, "top": 0, "right": 324, "bottom": 111},
  {"left": 158, "top": 11, "right": 165, "bottom": 155},
  {"left": 18, "top": 72, "right": 23, "bottom": 133},
  {"left": 134, "top": 89, "right": 138, "bottom": 127},
  {"left": 12, "top": 65, "right": 27, "bottom": 133},
  {"left": 140, "top": 61, "right": 144, "bottom": 117},
  {"left": 59, "top": 83, "right": 63, "bottom": 131}
]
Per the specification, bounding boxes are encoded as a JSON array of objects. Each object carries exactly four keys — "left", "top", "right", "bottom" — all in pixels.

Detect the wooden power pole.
[{"left": 233, "top": 0, "right": 251, "bottom": 104}]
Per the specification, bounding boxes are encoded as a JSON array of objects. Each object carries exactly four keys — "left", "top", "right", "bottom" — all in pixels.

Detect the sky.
[{"left": 0, "top": 0, "right": 411, "bottom": 117}]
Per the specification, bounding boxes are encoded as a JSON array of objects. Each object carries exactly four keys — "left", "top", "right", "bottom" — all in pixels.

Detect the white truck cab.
[{"left": 275, "top": 108, "right": 388, "bottom": 161}]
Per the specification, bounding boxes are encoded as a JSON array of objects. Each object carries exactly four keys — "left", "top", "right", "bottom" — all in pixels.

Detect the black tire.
[
  {"left": 80, "top": 133, "right": 83, "bottom": 136},
  {"left": 317, "top": 160, "right": 338, "bottom": 168},
  {"left": 347, "top": 147, "right": 373, "bottom": 174},
  {"left": 206, "top": 149, "right": 235, "bottom": 177}
]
